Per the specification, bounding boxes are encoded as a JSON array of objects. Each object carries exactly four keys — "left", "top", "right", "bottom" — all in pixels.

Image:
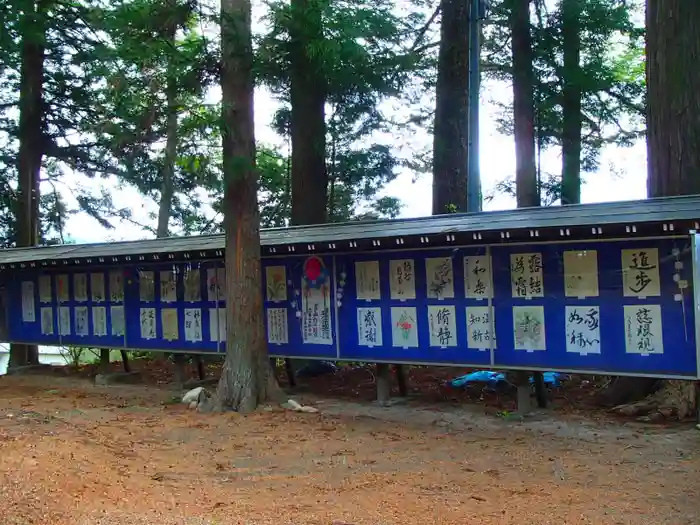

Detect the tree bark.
[
  {"left": 560, "top": 0, "right": 581, "bottom": 205},
  {"left": 604, "top": 0, "right": 700, "bottom": 420},
  {"left": 217, "top": 0, "right": 284, "bottom": 412},
  {"left": 10, "top": 0, "right": 48, "bottom": 368},
  {"left": 157, "top": 1, "right": 178, "bottom": 239},
  {"left": 432, "top": 0, "right": 470, "bottom": 215},
  {"left": 289, "top": 0, "right": 327, "bottom": 226},
  {"left": 510, "top": 0, "right": 538, "bottom": 209}
]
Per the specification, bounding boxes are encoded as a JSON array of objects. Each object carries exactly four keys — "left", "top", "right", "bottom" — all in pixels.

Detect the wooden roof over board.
[{"left": 1, "top": 194, "right": 699, "bottom": 269}]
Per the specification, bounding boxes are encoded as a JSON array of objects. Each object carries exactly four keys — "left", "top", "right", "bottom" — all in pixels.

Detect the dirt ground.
[{"left": 0, "top": 369, "right": 699, "bottom": 525}]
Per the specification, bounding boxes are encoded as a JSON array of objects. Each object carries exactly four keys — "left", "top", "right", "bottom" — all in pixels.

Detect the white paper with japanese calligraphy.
[
  {"left": 464, "top": 255, "right": 492, "bottom": 299},
  {"left": 565, "top": 306, "right": 601, "bottom": 354},
  {"left": 510, "top": 253, "right": 544, "bottom": 298},
  {"left": 111, "top": 305, "right": 125, "bottom": 337},
  {"left": 465, "top": 306, "right": 496, "bottom": 350},
  {"left": 90, "top": 273, "right": 106, "bottom": 302},
  {"left": 74, "top": 306, "right": 89, "bottom": 336},
  {"left": 57, "top": 275, "right": 69, "bottom": 303},
  {"left": 563, "top": 250, "right": 599, "bottom": 298},
  {"left": 184, "top": 308, "right": 203, "bottom": 342},
  {"left": 624, "top": 304, "right": 663, "bottom": 355},
  {"left": 162, "top": 308, "right": 179, "bottom": 341},
  {"left": 302, "top": 287, "right": 333, "bottom": 345},
  {"left": 109, "top": 271, "right": 124, "bottom": 302},
  {"left": 621, "top": 249, "right": 660, "bottom": 298},
  {"left": 391, "top": 306, "right": 418, "bottom": 348},
  {"left": 160, "top": 271, "right": 177, "bottom": 303},
  {"left": 266, "top": 308, "right": 288, "bottom": 344},
  {"left": 355, "top": 261, "right": 381, "bottom": 301},
  {"left": 426, "top": 258, "right": 455, "bottom": 299},
  {"left": 513, "top": 305, "right": 546, "bottom": 351},
  {"left": 206, "top": 268, "right": 226, "bottom": 301},
  {"left": 209, "top": 307, "right": 227, "bottom": 342},
  {"left": 389, "top": 259, "right": 416, "bottom": 300},
  {"left": 74, "top": 274, "right": 88, "bottom": 302},
  {"left": 39, "top": 275, "right": 52, "bottom": 303},
  {"left": 21, "top": 281, "right": 35, "bottom": 322},
  {"left": 357, "top": 307, "right": 382, "bottom": 347},
  {"left": 184, "top": 269, "right": 201, "bottom": 302},
  {"left": 265, "top": 266, "right": 287, "bottom": 303},
  {"left": 428, "top": 305, "right": 457, "bottom": 347},
  {"left": 58, "top": 306, "right": 71, "bottom": 335},
  {"left": 139, "top": 271, "right": 155, "bottom": 302},
  {"left": 92, "top": 306, "right": 107, "bottom": 336},
  {"left": 40, "top": 307, "right": 54, "bottom": 335},
  {"left": 140, "top": 307, "right": 156, "bottom": 339}
]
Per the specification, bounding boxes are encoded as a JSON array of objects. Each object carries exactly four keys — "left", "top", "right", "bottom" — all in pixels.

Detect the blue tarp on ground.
[{"left": 449, "top": 370, "right": 565, "bottom": 389}]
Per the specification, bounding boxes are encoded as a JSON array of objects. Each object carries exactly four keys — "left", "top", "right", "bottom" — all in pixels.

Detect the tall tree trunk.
[
  {"left": 560, "top": 0, "right": 581, "bottom": 205},
  {"left": 432, "top": 0, "right": 470, "bottom": 214},
  {"left": 510, "top": 0, "right": 546, "bottom": 409},
  {"left": 603, "top": 0, "right": 700, "bottom": 420},
  {"left": 217, "top": 0, "right": 284, "bottom": 412},
  {"left": 157, "top": 3, "right": 178, "bottom": 239},
  {"left": 11, "top": 0, "right": 48, "bottom": 368},
  {"left": 289, "top": 0, "right": 327, "bottom": 226},
  {"left": 511, "top": 0, "right": 538, "bottom": 209}
]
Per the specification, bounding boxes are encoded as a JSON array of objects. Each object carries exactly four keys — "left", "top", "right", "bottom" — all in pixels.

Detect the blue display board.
[{"left": 3, "top": 235, "right": 699, "bottom": 379}]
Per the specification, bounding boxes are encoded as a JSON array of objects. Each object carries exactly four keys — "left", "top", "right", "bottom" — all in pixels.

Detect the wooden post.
[
  {"left": 376, "top": 363, "right": 391, "bottom": 405},
  {"left": 194, "top": 354, "right": 205, "bottom": 380},
  {"left": 120, "top": 350, "right": 130, "bottom": 373},
  {"left": 533, "top": 371, "right": 548, "bottom": 408},
  {"left": 172, "top": 353, "right": 186, "bottom": 387},
  {"left": 99, "top": 348, "right": 110, "bottom": 375},
  {"left": 395, "top": 365, "right": 408, "bottom": 397}
]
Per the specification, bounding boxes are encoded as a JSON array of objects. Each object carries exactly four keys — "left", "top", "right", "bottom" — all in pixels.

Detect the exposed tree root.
[{"left": 610, "top": 380, "right": 697, "bottom": 421}]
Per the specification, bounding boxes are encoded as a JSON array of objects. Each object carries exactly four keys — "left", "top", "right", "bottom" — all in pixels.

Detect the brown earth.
[{"left": 0, "top": 364, "right": 698, "bottom": 524}]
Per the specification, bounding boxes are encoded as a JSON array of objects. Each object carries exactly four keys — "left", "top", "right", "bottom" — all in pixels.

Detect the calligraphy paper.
[
  {"left": 265, "top": 266, "right": 287, "bottom": 302},
  {"left": 161, "top": 308, "right": 179, "bottom": 341},
  {"left": 183, "top": 269, "right": 201, "bottom": 302},
  {"left": 21, "top": 281, "right": 35, "bottom": 322},
  {"left": 207, "top": 268, "right": 226, "bottom": 301},
  {"left": 184, "top": 308, "right": 203, "bottom": 342},
  {"left": 426, "top": 257, "right": 455, "bottom": 299},
  {"left": 266, "top": 308, "right": 289, "bottom": 344},
  {"left": 302, "top": 286, "right": 333, "bottom": 345},
  {"left": 428, "top": 305, "right": 457, "bottom": 347},
  {"left": 58, "top": 306, "right": 71, "bottom": 335},
  {"left": 391, "top": 306, "right": 418, "bottom": 348},
  {"left": 40, "top": 307, "right": 54, "bottom": 335},
  {"left": 74, "top": 306, "right": 89, "bottom": 336},
  {"left": 209, "top": 307, "right": 226, "bottom": 342},
  {"left": 624, "top": 304, "right": 663, "bottom": 355},
  {"left": 565, "top": 306, "right": 601, "bottom": 354},
  {"left": 355, "top": 261, "right": 381, "bottom": 301},
  {"left": 92, "top": 306, "right": 107, "bottom": 336},
  {"left": 465, "top": 306, "right": 496, "bottom": 350},
  {"left": 159, "top": 271, "right": 177, "bottom": 303},
  {"left": 111, "top": 305, "right": 125, "bottom": 337},
  {"left": 389, "top": 259, "right": 416, "bottom": 300},
  {"left": 57, "top": 274, "right": 69, "bottom": 302},
  {"left": 357, "top": 307, "right": 382, "bottom": 347},
  {"left": 74, "top": 274, "right": 88, "bottom": 302},
  {"left": 510, "top": 253, "right": 544, "bottom": 298},
  {"left": 621, "top": 248, "right": 660, "bottom": 298},
  {"left": 563, "top": 250, "right": 599, "bottom": 298},
  {"left": 464, "top": 255, "right": 493, "bottom": 300},
  {"left": 139, "top": 307, "right": 156, "bottom": 339},
  {"left": 39, "top": 275, "right": 52, "bottom": 303},
  {"left": 513, "top": 306, "right": 546, "bottom": 351},
  {"left": 90, "top": 273, "right": 106, "bottom": 303},
  {"left": 109, "top": 271, "right": 124, "bottom": 302},
  {"left": 139, "top": 271, "right": 155, "bottom": 302}
]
